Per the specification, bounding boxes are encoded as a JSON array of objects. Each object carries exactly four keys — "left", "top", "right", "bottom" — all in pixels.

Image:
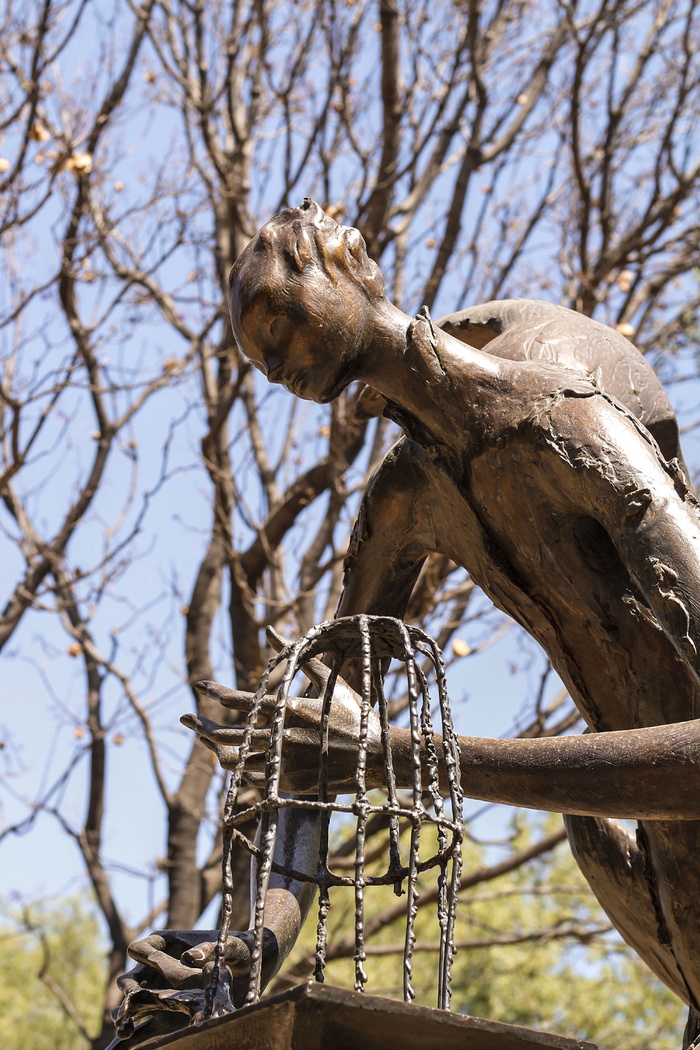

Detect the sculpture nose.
[
  {"left": 267, "top": 364, "right": 285, "bottom": 384},
  {"left": 265, "top": 354, "right": 284, "bottom": 380}
]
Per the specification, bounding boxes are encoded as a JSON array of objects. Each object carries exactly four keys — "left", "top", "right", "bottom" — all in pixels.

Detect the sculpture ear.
[{"left": 266, "top": 625, "right": 330, "bottom": 689}]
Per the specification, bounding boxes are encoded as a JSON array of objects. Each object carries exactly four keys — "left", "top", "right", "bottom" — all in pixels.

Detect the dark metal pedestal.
[{"left": 134, "top": 982, "right": 598, "bottom": 1050}]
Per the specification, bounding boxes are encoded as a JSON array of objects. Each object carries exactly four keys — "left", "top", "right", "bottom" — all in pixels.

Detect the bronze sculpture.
[{"left": 116, "top": 200, "right": 700, "bottom": 1047}]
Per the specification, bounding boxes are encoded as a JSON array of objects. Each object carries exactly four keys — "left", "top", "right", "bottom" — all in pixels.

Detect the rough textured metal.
[
  {"left": 224, "top": 200, "right": 700, "bottom": 1047},
  {"left": 208, "top": 614, "right": 464, "bottom": 1015}
]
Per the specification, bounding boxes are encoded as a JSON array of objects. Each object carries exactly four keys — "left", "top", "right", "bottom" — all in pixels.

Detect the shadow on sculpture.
[{"left": 112, "top": 200, "right": 700, "bottom": 1049}]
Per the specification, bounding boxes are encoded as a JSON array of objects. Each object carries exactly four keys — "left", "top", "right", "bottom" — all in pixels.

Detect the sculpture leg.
[
  {"left": 683, "top": 1007, "right": 700, "bottom": 1049},
  {"left": 564, "top": 814, "right": 691, "bottom": 1005},
  {"left": 641, "top": 821, "right": 700, "bottom": 1012}
]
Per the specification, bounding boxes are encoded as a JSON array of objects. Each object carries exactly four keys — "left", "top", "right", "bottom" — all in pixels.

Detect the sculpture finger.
[
  {"left": 131, "top": 929, "right": 220, "bottom": 954},
  {"left": 265, "top": 624, "right": 293, "bottom": 654},
  {"left": 267, "top": 628, "right": 361, "bottom": 709},
  {"left": 117, "top": 968, "right": 148, "bottom": 996},
  {"left": 186, "top": 734, "right": 267, "bottom": 779},
  {"left": 182, "top": 935, "right": 253, "bottom": 976},
  {"left": 202, "top": 740, "right": 268, "bottom": 782},
  {"left": 180, "top": 712, "right": 272, "bottom": 748},
  {"left": 202, "top": 738, "right": 241, "bottom": 771},
  {"left": 266, "top": 624, "right": 331, "bottom": 689},
  {"left": 195, "top": 680, "right": 277, "bottom": 715},
  {"left": 266, "top": 626, "right": 361, "bottom": 709},
  {"left": 127, "top": 939, "right": 205, "bottom": 989}
]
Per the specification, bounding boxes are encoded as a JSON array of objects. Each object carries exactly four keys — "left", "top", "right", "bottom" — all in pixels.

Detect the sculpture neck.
[{"left": 360, "top": 305, "right": 503, "bottom": 453}]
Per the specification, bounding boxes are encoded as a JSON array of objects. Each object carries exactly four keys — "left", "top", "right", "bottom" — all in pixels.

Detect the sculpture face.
[
  {"left": 229, "top": 200, "right": 386, "bottom": 403},
  {"left": 234, "top": 272, "right": 366, "bottom": 403}
]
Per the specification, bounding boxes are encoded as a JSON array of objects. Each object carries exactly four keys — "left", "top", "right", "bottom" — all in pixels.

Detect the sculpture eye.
[
  {"left": 270, "top": 316, "right": 295, "bottom": 347},
  {"left": 270, "top": 317, "right": 285, "bottom": 341}
]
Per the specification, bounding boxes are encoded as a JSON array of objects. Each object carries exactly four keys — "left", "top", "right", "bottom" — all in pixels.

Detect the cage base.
[{"left": 131, "top": 981, "right": 597, "bottom": 1050}]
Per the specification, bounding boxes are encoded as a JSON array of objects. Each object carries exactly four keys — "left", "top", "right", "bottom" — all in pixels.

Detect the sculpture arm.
[
  {"left": 386, "top": 720, "right": 700, "bottom": 819},
  {"left": 244, "top": 438, "right": 437, "bottom": 982},
  {"left": 190, "top": 692, "right": 700, "bottom": 819},
  {"left": 335, "top": 437, "right": 435, "bottom": 619},
  {"left": 562, "top": 396, "right": 700, "bottom": 682}
]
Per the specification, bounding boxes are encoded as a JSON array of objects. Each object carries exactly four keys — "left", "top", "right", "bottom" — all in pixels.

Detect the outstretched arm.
[
  {"left": 242, "top": 438, "right": 436, "bottom": 974},
  {"left": 117, "top": 439, "right": 437, "bottom": 1034},
  {"left": 189, "top": 679, "right": 700, "bottom": 820}
]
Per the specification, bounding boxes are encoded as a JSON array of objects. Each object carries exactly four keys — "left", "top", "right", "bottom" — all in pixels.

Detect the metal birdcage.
[{"left": 205, "top": 614, "right": 464, "bottom": 1018}]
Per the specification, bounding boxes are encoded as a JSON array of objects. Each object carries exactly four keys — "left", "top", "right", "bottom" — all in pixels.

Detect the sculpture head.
[{"left": 229, "top": 199, "right": 386, "bottom": 402}]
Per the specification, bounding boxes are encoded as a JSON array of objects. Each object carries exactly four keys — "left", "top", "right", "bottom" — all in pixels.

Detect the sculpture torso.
[
  {"left": 338, "top": 301, "right": 700, "bottom": 1013},
  {"left": 352, "top": 307, "right": 700, "bottom": 729}
]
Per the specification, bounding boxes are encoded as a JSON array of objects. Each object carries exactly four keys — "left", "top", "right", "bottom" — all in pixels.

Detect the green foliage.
[
  {"left": 446, "top": 820, "right": 686, "bottom": 1049},
  {"left": 286, "top": 814, "right": 685, "bottom": 1048},
  {"left": 0, "top": 894, "right": 107, "bottom": 1050},
  {"left": 0, "top": 824, "right": 686, "bottom": 1048}
]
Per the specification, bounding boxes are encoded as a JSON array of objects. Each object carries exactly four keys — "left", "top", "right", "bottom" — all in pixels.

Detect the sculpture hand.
[
  {"left": 113, "top": 927, "right": 278, "bottom": 1041},
  {"left": 125, "top": 927, "right": 260, "bottom": 983},
  {"left": 181, "top": 628, "right": 384, "bottom": 794}
]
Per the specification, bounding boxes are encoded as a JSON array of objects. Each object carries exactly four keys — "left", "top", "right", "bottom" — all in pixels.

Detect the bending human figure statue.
[{"left": 116, "top": 201, "right": 700, "bottom": 1047}]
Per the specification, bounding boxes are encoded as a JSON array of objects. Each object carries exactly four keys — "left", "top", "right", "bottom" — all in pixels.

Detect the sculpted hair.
[{"left": 229, "top": 199, "right": 385, "bottom": 339}]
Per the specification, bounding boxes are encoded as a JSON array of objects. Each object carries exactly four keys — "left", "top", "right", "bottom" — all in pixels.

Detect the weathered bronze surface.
[
  {"left": 115, "top": 200, "right": 700, "bottom": 1048},
  {"left": 128, "top": 982, "right": 598, "bottom": 1050}
]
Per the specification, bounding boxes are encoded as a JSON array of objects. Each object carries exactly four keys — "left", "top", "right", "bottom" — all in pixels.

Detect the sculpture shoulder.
[
  {"left": 438, "top": 298, "right": 627, "bottom": 356},
  {"left": 437, "top": 298, "right": 682, "bottom": 463},
  {"left": 437, "top": 301, "right": 648, "bottom": 382}
]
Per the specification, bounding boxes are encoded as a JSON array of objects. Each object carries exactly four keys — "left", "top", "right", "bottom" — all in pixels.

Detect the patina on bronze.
[{"left": 115, "top": 200, "right": 700, "bottom": 1048}]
